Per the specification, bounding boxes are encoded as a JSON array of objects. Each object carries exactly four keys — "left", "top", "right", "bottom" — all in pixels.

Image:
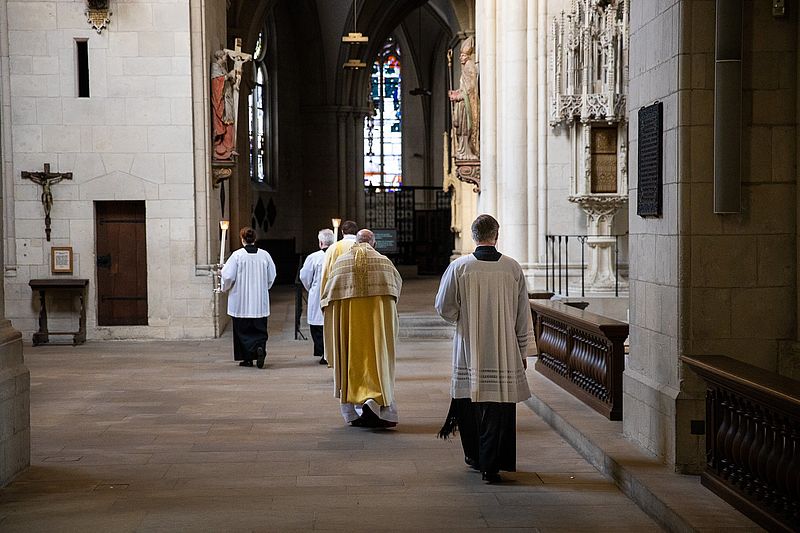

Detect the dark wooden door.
[{"left": 95, "top": 201, "right": 148, "bottom": 326}]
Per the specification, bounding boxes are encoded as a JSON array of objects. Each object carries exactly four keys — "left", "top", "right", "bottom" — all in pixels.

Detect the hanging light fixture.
[{"left": 343, "top": 0, "right": 368, "bottom": 69}]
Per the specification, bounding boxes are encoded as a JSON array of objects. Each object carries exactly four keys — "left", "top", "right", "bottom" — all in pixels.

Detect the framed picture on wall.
[{"left": 51, "top": 247, "right": 73, "bottom": 274}]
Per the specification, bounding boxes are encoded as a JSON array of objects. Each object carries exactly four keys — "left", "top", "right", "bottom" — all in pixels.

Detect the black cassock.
[
  {"left": 232, "top": 317, "right": 268, "bottom": 362},
  {"left": 439, "top": 398, "right": 516, "bottom": 474}
]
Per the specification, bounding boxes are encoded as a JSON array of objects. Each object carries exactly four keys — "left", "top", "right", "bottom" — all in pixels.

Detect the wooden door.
[{"left": 95, "top": 201, "right": 148, "bottom": 326}]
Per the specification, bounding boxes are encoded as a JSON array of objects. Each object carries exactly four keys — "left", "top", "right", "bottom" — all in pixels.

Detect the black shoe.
[
  {"left": 256, "top": 346, "right": 266, "bottom": 368},
  {"left": 319, "top": 357, "right": 328, "bottom": 365},
  {"left": 355, "top": 406, "right": 381, "bottom": 428},
  {"left": 239, "top": 360, "right": 253, "bottom": 367},
  {"left": 465, "top": 457, "right": 480, "bottom": 471},
  {"left": 482, "top": 472, "right": 502, "bottom": 484}
]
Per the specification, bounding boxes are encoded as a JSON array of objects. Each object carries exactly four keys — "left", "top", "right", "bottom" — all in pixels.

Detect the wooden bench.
[
  {"left": 682, "top": 355, "right": 800, "bottom": 532},
  {"left": 530, "top": 299, "right": 628, "bottom": 420}
]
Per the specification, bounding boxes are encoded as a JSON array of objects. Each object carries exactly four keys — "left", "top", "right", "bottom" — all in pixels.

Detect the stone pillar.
[
  {"left": 345, "top": 110, "right": 357, "bottom": 220},
  {"left": 497, "top": 0, "right": 528, "bottom": 262},
  {"left": 353, "top": 113, "right": 366, "bottom": 226},
  {"left": 337, "top": 111, "right": 348, "bottom": 217},
  {"left": 477, "top": 0, "right": 497, "bottom": 215},
  {"left": 0, "top": 321, "right": 27, "bottom": 487},
  {"left": 0, "top": 0, "right": 29, "bottom": 487}
]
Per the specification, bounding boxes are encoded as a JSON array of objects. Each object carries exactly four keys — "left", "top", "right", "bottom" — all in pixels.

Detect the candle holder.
[
  {"left": 211, "top": 263, "right": 224, "bottom": 294},
  {"left": 331, "top": 218, "right": 341, "bottom": 241}
]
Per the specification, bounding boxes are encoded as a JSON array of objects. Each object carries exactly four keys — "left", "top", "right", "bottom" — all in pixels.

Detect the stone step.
[{"left": 398, "top": 315, "right": 455, "bottom": 339}]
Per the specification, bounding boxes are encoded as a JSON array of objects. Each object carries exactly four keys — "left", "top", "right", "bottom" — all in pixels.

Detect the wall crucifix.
[{"left": 21, "top": 163, "right": 73, "bottom": 242}]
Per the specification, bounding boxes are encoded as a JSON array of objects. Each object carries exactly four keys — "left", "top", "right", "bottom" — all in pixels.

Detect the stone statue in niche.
[
  {"left": 211, "top": 39, "right": 252, "bottom": 162},
  {"left": 449, "top": 36, "right": 479, "bottom": 161}
]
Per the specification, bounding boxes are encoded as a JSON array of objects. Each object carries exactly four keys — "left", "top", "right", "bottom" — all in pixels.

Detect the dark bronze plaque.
[{"left": 637, "top": 102, "right": 663, "bottom": 217}]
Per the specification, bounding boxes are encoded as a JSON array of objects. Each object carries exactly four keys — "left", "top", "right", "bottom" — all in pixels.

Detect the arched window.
[
  {"left": 249, "top": 28, "right": 273, "bottom": 187},
  {"left": 364, "top": 36, "right": 402, "bottom": 188}
]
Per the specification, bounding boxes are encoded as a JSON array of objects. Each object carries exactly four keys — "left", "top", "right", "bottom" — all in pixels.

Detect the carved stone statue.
[
  {"left": 211, "top": 40, "right": 252, "bottom": 162},
  {"left": 449, "top": 36, "right": 479, "bottom": 161},
  {"left": 211, "top": 50, "right": 237, "bottom": 161}
]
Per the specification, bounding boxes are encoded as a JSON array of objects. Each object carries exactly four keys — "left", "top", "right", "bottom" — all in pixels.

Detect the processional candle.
[{"left": 219, "top": 220, "right": 229, "bottom": 265}]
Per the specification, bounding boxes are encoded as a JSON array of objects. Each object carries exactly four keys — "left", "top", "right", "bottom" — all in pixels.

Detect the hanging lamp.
[{"left": 343, "top": 0, "right": 368, "bottom": 69}]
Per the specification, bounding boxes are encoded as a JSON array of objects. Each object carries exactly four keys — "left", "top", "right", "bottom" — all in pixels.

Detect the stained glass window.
[
  {"left": 364, "top": 37, "right": 402, "bottom": 188},
  {"left": 249, "top": 30, "right": 271, "bottom": 186}
]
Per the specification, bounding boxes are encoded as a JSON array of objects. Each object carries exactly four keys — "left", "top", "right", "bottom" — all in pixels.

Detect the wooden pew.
[{"left": 530, "top": 299, "right": 628, "bottom": 420}]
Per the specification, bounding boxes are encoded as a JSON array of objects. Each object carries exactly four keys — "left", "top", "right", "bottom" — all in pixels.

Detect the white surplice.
[
  {"left": 434, "top": 254, "right": 532, "bottom": 404},
  {"left": 221, "top": 247, "right": 277, "bottom": 318},
  {"left": 299, "top": 249, "right": 325, "bottom": 326}
]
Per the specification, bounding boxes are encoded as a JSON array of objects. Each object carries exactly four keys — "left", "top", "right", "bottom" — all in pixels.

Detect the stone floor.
[{"left": 0, "top": 281, "right": 662, "bottom": 532}]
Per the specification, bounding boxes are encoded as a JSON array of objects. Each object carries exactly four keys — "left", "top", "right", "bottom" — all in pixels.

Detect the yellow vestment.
[{"left": 320, "top": 243, "right": 402, "bottom": 407}]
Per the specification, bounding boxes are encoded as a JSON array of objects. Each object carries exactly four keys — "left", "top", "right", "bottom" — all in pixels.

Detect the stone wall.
[
  {"left": 626, "top": 0, "right": 797, "bottom": 472},
  {"left": 1, "top": 0, "right": 217, "bottom": 340}
]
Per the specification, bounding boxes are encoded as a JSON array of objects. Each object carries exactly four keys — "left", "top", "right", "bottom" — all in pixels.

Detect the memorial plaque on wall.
[{"left": 637, "top": 102, "right": 663, "bottom": 217}]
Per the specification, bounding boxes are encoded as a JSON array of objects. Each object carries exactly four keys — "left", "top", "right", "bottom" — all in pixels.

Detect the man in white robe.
[
  {"left": 299, "top": 228, "right": 335, "bottom": 365},
  {"left": 435, "top": 214, "right": 531, "bottom": 483},
  {"left": 221, "top": 227, "right": 277, "bottom": 368}
]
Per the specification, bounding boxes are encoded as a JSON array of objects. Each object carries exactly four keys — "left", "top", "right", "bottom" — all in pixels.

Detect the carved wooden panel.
[
  {"left": 531, "top": 300, "right": 628, "bottom": 420},
  {"left": 683, "top": 355, "right": 800, "bottom": 532},
  {"left": 591, "top": 126, "right": 618, "bottom": 193}
]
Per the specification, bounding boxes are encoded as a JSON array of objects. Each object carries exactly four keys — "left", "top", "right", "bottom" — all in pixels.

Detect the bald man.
[{"left": 320, "top": 229, "right": 403, "bottom": 428}]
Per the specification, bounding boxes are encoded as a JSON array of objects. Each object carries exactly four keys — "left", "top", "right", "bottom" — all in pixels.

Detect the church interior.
[{"left": 1, "top": 0, "right": 799, "bottom": 530}]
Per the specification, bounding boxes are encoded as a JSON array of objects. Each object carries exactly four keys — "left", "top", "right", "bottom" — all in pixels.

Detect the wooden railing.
[
  {"left": 530, "top": 300, "right": 628, "bottom": 420},
  {"left": 683, "top": 355, "right": 800, "bottom": 532}
]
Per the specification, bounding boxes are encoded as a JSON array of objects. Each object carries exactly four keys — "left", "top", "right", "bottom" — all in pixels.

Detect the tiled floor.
[{"left": 0, "top": 281, "right": 662, "bottom": 532}]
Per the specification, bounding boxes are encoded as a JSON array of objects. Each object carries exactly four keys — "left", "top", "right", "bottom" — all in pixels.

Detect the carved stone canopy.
[
  {"left": 86, "top": 1, "right": 111, "bottom": 34},
  {"left": 550, "top": 0, "right": 628, "bottom": 126}
]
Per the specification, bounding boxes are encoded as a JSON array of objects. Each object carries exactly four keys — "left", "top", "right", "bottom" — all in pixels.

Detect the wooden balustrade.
[
  {"left": 683, "top": 355, "right": 800, "bottom": 532},
  {"left": 530, "top": 299, "right": 628, "bottom": 420}
]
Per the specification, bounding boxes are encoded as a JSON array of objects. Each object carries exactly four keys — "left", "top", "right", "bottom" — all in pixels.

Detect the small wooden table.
[{"left": 29, "top": 279, "right": 89, "bottom": 346}]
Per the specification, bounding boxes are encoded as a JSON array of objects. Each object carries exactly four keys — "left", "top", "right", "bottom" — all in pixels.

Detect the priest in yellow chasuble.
[{"left": 320, "top": 229, "right": 402, "bottom": 428}]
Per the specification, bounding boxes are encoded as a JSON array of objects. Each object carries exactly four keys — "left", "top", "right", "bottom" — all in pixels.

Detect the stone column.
[
  {"left": 353, "top": 112, "right": 366, "bottom": 225},
  {"left": 498, "top": 0, "right": 528, "bottom": 262},
  {"left": 344, "top": 110, "right": 357, "bottom": 219},
  {"left": 0, "top": 321, "right": 27, "bottom": 487},
  {"left": 477, "top": 0, "right": 497, "bottom": 215},
  {"left": 337, "top": 111, "right": 348, "bottom": 217},
  {"left": 0, "top": 0, "right": 29, "bottom": 487}
]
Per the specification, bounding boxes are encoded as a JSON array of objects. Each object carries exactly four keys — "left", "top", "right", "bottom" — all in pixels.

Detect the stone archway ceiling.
[
  {"left": 225, "top": 0, "right": 464, "bottom": 102},
  {"left": 336, "top": 0, "right": 462, "bottom": 107}
]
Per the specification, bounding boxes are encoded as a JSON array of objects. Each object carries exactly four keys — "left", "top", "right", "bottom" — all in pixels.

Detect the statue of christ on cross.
[
  {"left": 211, "top": 38, "right": 252, "bottom": 161},
  {"left": 21, "top": 163, "right": 72, "bottom": 242}
]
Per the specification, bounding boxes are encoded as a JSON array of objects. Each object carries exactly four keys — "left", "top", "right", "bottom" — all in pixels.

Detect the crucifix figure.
[
  {"left": 211, "top": 38, "right": 252, "bottom": 161},
  {"left": 222, "top": 38, "right": 252, "bottom": 146},
  {"left": 21, "top": 163, "right": 72, "bottom": 241}
]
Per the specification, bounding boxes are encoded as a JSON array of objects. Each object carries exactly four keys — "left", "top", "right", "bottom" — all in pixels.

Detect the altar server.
[
  {"left": 435, "top": 214, "right": 531, "bottom": 483},
  {"left": 221, "top": 227, "right": 277, "bottom": 368},
  {"left": 299, "top": 228, "right": 335, "bottom": 364}
]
